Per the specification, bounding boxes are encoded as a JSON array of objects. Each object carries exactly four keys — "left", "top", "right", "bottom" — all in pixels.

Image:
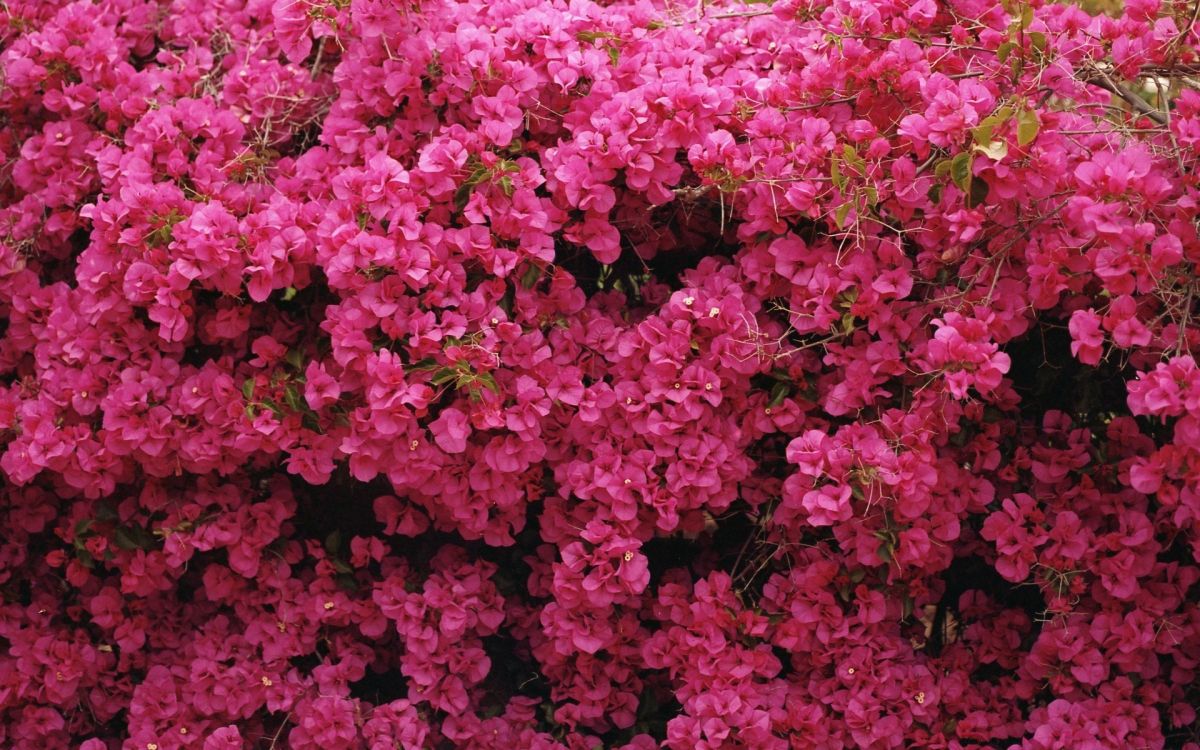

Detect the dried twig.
[{"left": 1082, "top": 65, "right": 1168, "bottom": 125}]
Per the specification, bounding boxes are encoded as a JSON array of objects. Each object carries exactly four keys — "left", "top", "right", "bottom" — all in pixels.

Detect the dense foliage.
[{"left": 2, "top": 0, "right": 1200, "bottom": 747}]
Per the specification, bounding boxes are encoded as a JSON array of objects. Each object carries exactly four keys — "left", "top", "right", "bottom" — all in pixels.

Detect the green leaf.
[
  {"left": 1016, "top": 108, "right": 1039, "bottom": 147},
  {"left": 972, "top": 122, "right": 994, "bottom": 146},
  {"left": 520, "top": 264, "right": 542, "bottom": 289},
  {"left": 430, "top": 367, "right": 459, "bottom": 387},
  {"left": 967, "top": 177, "right": 990, "bottom": 209},
  {"left": 282, "top": 384, "right": 303, "bottom": 412},
  {"left": 997, "top": 41, "right": 1017, "bottom": 63},
  {"left": 606, "top": 44, "right": 620, "bottom": 66},
  {"left": 242, "top": 379, "right": 255, "bottom": 400},
  {"left": 477, "top": 372, "right": 500, "bottom": 394},
  {"left": 76, "top": 548, "right": 95, "bottom": 569},
  {"left": 113, "top": 526, "right": 143, "bottom": 551},
  {"left": 841, "top": 143, "right": 865, "bottom": 171},
  {"left": 768, "top": 381, "right": 790, "bottom": 407},
  {"left": 973, "top": 104, "right": 1014, "bottom": 150},
  {"left": 576, "top": 30, "right": 615, "bottom": 43},
  {"left": 949, "top": 151, "right": 973, "bottom": 193},
  {"left": 830, "top": 155, "right": 846, "bottom": 191},
  {"left": 841, "top": 311, "right": 856, "bottom": 334},
  {"left": 325, "top": 529, "right": 343, "bottom": 555},
  {"left": 877, "top": 540, "right": 894, "bottom": 563},
  {"left": 74, "top": 518, "right": 94, "bottom": 539},
  {"left": 281, "top": 286, "right": 298, "bottom": 301},
  {"left": 453, "top": 167, "right": 488, "bottom": 212},
  {"left": 407, "top": 357, "right": 440, "bottom": 373},
  {"left": 834, "top": 201, "right": 853, "bottom": 229}
]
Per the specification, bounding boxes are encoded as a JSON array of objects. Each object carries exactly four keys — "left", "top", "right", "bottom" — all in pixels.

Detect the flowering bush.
[{"left": 2, "top": 0, "right": 1200, "bottom": 747}]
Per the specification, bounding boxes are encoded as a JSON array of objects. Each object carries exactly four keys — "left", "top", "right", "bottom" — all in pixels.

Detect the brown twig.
[{"left": 1082, "top": 66, "right": 1168, "bottom": 125}]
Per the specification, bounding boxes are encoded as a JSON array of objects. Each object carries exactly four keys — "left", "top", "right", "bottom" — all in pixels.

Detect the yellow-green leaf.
[
  {"left": 973, "top": 105, "right": 1014, "bottom": 145},
  {"left": 1017, "top": 109, "right": 1039, "bottom": 147},
  {"left": 973, "top": 139, "right": 1008, "bottom": 161},
  {"left": 834, "top": 201, "right": 853, "bottom": 229},
  {"left": 841, "top": 143, "right": 865, "bottom": 171},
  {"left": 831, "top": 155, "right": 846, "bottom": 190}
]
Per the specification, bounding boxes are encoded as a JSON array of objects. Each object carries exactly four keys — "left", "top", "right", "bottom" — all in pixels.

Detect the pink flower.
[{"left": 1068, "top": 309, "right": 1104, "bottom": 365}]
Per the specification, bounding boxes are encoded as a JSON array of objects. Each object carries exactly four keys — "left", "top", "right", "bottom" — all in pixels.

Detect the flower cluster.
[{"left": 2, "top": 0, "right": 1200, "bottom": 747}]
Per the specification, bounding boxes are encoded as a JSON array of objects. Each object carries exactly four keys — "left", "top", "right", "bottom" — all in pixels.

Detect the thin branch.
[{"left": 1082, "top": 66, "right": 1168, "bottom": 125}]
